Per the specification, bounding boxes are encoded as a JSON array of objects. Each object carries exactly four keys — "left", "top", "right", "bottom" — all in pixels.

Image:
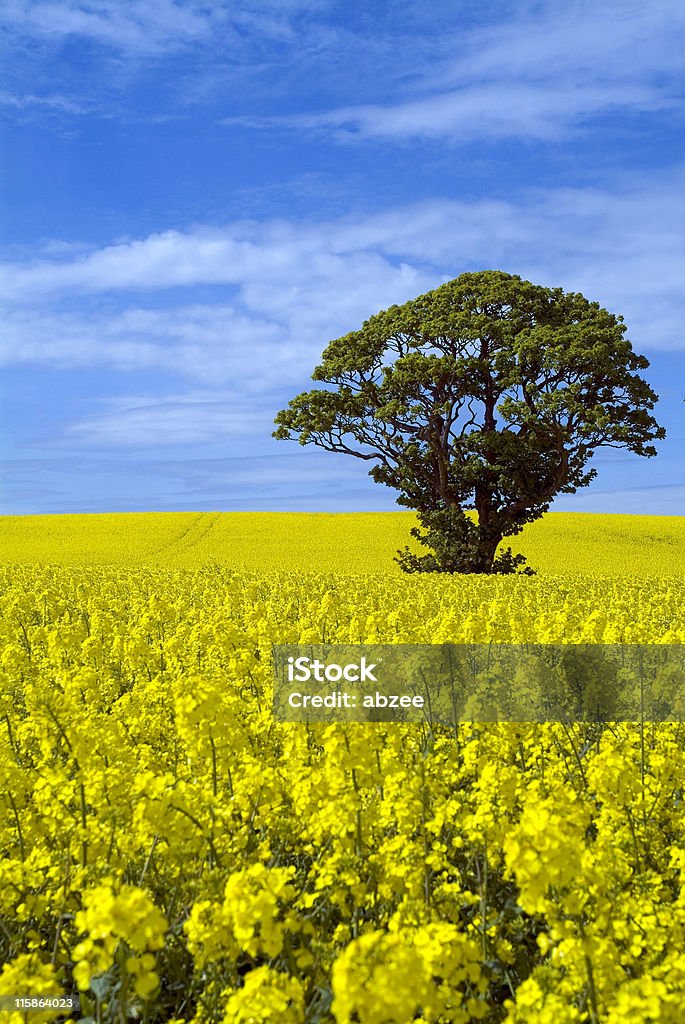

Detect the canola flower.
[{"left": 0, "top": 563, "right": 684, "bottom": 1022}]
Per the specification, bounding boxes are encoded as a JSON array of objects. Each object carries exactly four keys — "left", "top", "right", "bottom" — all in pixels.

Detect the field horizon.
[{"left": 1, "top": 509, "right": 683, "bottom": 575}]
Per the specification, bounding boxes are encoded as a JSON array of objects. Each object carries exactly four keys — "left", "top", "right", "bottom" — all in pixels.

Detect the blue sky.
[{"left": 1, "top": 0, "right": 683, "bottom": 515}]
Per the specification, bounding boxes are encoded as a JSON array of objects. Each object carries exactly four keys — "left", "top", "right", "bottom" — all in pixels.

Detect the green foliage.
[
  {"left": 395, "top": 507, "right": 534, "bottom": 576},
  {"left": 277, "top": 269, "right": 666, "bottom": 574}
]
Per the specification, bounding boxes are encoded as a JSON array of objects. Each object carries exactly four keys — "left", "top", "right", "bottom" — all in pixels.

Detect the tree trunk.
[{"left": 475, "top": 531, "right": 502, "bottom": 573}]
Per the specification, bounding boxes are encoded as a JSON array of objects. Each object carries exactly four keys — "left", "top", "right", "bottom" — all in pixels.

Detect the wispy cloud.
[
  {"left": 0, "top": 449, "right": 391, "bottom": 514},
  {"left": 3, "top": 0, "right": 216, "bottom": 54},
  {"left": 552, "top": 484, "right": 685, "bottom": 516},
  {"left": 235, "top": 0, "right": 685, "bottom": 142},
  {"left": 5, "top": 0, "right": 683, "bottom": 144},
  {"left": 60, "top": 390, "right": 276, "bottom": 446},
  {"left": 284, "top": 82, "right": 675, "bottom": 143},
  {"left": 0, "top": 0, "right": 326, "bottom": 56},
  {"left": 0, "top": 90, "right": 90, "bottom": 113}
]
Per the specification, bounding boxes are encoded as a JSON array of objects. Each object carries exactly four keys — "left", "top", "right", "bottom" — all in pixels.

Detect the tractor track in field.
[
  {"left": 143, "top": 511, "right": 222, "bottom": 561},
  {"left": 180, "top": 510, "right": 222, "bottom": 556}
]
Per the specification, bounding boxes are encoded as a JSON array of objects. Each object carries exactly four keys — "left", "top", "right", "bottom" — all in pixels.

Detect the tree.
[{"left": 273, "top": 271, "right": 665, "bottom": 574}]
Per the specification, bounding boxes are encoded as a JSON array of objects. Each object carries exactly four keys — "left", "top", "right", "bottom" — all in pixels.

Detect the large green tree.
[{"left": 274, "top": 271, "right": 665, "bottom": 574}]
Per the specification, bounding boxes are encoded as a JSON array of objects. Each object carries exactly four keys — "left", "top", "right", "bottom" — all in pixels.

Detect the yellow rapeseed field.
[
  {"left": 1, "top": 512, "right": 684, "bottom": 1023},
  {"left": 1, "top": 510, "right": 684, "bottom": 575}
]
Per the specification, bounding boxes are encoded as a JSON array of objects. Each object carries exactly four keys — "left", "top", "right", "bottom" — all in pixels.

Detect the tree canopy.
[{"left": 274, "top": 270, "right": 665, "bottom": 573}]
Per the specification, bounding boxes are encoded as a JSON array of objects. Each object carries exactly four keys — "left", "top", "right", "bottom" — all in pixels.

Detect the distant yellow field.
[{"left": 0, "top": 510, "right": 683, "bottom": 575}]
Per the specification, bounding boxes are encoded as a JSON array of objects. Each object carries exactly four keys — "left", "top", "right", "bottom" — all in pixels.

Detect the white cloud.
[
  {"left": 0, "top": 250, "right": 437, "bottom": 385},
  {"left": 1, "top": 170, "right": 684, "bottom": 383},
  {"left": 279, "top": 82, "right": 673, "bottom": 144},
  {"left": 61, "top": 391, "right": 273, "bottom": 446},
  {"left": 0, "top": 0, "right": 326, "bottom": 55},
  {"left": 436, "top": 0, "right": 685, "bottom": 86},
  {"left": 0, "top": 90, "right": 90, "bottom": 113},
  {"left": 4, "top": 0, "right": 683, "bottom": 143},
  {"left": 3, "top": 0, "right": 215, "bottom": 53},
  {"left": 0, "top": 304, "right": 309, "bottom": 387},
  {"left": 0, "top": 166, "right": 683, "bottom": 471},
  {"left": 242, "top": 0, "right": 685, "bottom": 142}
]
